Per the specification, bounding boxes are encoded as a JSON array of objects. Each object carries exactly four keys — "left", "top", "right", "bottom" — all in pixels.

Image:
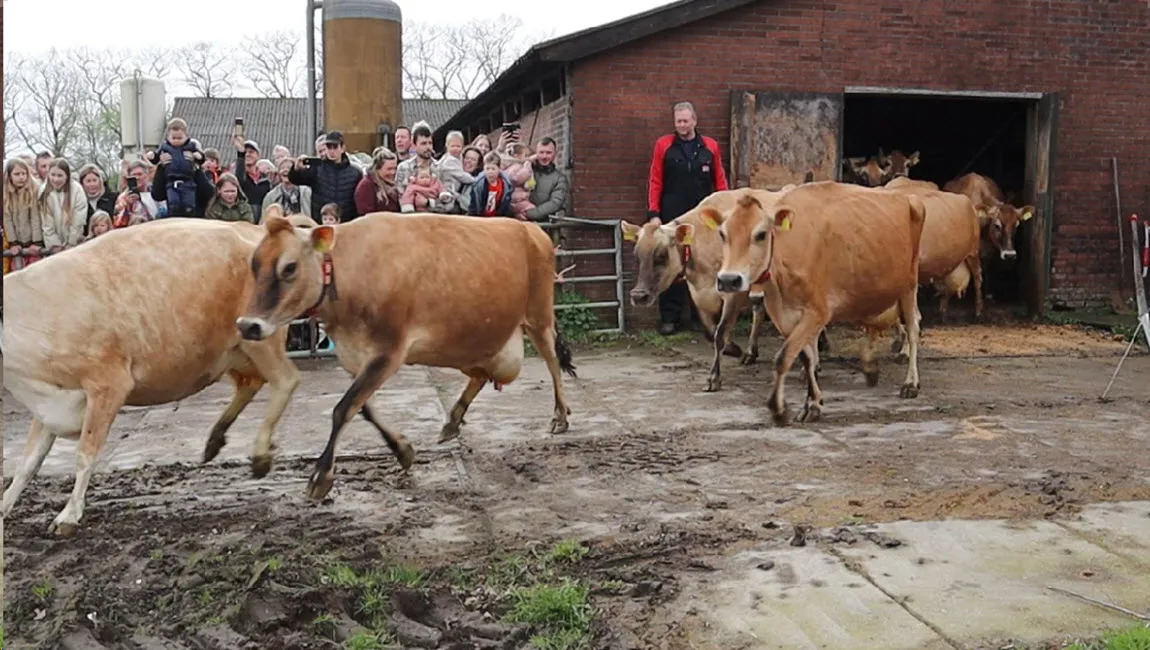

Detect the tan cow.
[
  {"left": 1, "top": 211, "right": 310, "bottom": 536},
  {"left": 235, "top": 212, "right": 577, "bottom": 501},
  {"left": 943, "top": 172, "right": 1034, "bottom": 262},
  {"left": 882, "top": 150, "right": 921, "bottom": 183},
  {"left": 885, "top": 176, "right": 984, "bottom": 320},
  {"left": 843, "top": 154, "right": 889, "bottom": 187},
  {"left": 620, "top": 187, "right": 795, "bottom": 392},
  {"left": 705, "top": 182, "right": 926, "bottom": 424}
]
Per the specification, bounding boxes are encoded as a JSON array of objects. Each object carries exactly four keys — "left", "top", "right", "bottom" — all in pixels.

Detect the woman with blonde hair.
[
  {"left": 3, "top": 157, "right": 45, "bottom": 271},
  {"left": 39, "top": 158, "right": 88, "bottom": 252},
  {"left": 353, "top": 148, "right": 401, "bottom": 216}
]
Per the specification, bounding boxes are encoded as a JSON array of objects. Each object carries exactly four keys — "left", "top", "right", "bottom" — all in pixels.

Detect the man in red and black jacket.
[{"left": 646, "top": 101, "right": 729, "bottom": 334}]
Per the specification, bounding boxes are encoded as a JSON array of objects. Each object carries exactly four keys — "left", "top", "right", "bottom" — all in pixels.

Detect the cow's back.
[
  {"left": 4, "top": 218, "right": 262, "bottom": 399},
  {"left": 886, "top": 183, "right": 981, "bottom": 280},
  {"left": 772, "top": 182, "right": 924, "bottom": 322},
  {"left": 325, "top": 214, "right": 546, "bottom": 365},
  {"left": 943, "top": 173, "right": 1003, "bottom": 212}
]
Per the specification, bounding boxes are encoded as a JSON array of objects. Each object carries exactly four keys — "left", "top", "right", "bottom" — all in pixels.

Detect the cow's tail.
[{"left": 554, "top": 328, "right": 578, "bottom": 379}]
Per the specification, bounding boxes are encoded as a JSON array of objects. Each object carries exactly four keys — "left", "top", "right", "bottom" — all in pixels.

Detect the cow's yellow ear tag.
[{"left": 779, "top": 216, "right": 792, "bottom": 232}]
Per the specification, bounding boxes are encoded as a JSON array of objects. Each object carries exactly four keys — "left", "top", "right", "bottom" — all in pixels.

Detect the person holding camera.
[
  {"left": 288, "top": 130, "right": 362, "bottom": 223},
  {"left": 230, "top": 118, "right": 272, "bottom": 215},
  {"left": 114, "top": 160, "right": 162, "bottom": 227}
]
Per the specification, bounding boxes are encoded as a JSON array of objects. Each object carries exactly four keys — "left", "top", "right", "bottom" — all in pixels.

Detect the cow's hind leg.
[
  {"left": 968, "top": 254, "right": 985, "bottom": 319},
  {"left": 310, "top": 353, "right": 403, "bottom": 501},
  {"left": 797, "top": 345, "right": 824, "bottom": 423},
  {"left": 523, "top": 325, "right": 577, "bottom": 434},
  {"left": 360, "top": 404, "right": 414, "bottom": 469},
  {"left": 861, "top": 328, "right": 883, "bottom": 387},
  {"left": 440, "top": 373, "right": 487, "bottom": 443},
  {"left": 897, "top": 292, "right": 923, "bottom": 399},
  {"left": 2, "top": 419, "right": 58, "bottom": 518},
  {"left": 202, "top": 372, "right": 262, "bottom": 465},
  {"left": 769, "top": 313, "right": 826, "bottom": 426},
  {"left": 52, "top": 370, "right": 134, "bottom": 536}
]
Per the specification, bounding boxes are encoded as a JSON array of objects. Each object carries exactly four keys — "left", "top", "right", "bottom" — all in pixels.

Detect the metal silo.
[{"left": 320, "top": 0, "right": 404, "bottom": 155}]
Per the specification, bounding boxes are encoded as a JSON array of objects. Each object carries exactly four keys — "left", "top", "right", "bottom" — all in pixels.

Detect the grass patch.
[
  {"left": 555, "top": 289, "right": 602, "bottom": 344},
  {"left": 505, "top": 579, "right": 592, "bottom": 650},
  {"left": 1066, "top": 624, "right": 1150, "bottom": 650}
]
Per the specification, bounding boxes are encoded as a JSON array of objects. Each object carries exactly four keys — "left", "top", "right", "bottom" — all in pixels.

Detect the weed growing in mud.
[
  {"left": 505, "top": 579, "right": 593, "bottom": 650},
  {"left": 344, "top": 630, "right": 391, "bottom": 649},
  {"left": 1065, "top": 623, "right": 1150, "bottom": 650}
]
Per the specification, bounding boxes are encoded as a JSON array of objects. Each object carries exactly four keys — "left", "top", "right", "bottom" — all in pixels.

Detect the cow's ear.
[
  {"left": 674, "top": 223, "right": 695, "bottom": 246},
  {"left": 265, "top": 214, "right": 293, "bottom": 235},
  {"left": 311, "top": 225, "right": 336, "bottom": 253},
  {"left": 700, "top": 207, "right": 723, "bottom": 230},
  {"left": 773, "top": 207, "right": 794, "bottom": 232},
  {"left": 620, "top": 220, "right": 641, "bottom": 242},
  {"left": 263, "top": 203, "right": 285, "bottom": 222},
  {"left": 1019, "top": 205, "right": 1035, "bottom": 221},
  {"left": 908, "top": 151, "right": 920, "bottom": 166}
]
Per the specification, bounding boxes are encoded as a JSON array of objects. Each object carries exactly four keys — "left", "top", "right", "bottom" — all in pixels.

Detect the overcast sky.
[{"left": 3, "top": 0, "right": 667, "bottom": 55}]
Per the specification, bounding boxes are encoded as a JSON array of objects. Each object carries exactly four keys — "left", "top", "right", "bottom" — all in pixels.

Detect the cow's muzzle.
[
  {"left": 1000, "top": 249, "right": 1017, "bottom": 261},
  {"left": 716, "top": 272, "right": 747, "bottom": 293},
  {"left": 630, "top": 287, "right": 656, "bottom": 307},
  {"left": 236, "top": 317, "right": 273, "bottom": 341}
]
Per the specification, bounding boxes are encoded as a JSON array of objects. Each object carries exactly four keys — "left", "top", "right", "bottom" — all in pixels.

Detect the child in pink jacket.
[
  {"left": 400, "top": 166, "right": 446, "bottom": 213},
  {"left": 503, "top": 143, "right": 536, "bottom": 221}
]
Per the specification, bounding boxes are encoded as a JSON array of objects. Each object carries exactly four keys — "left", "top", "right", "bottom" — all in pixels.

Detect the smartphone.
[
  {"left": 503, "top": 122, "right": 520, "bottom": 138},
  {"left": 127, "top": 177, "right": 138, "bottom": 193},
  {"left": 302, "top": 156, "right": 323, "bottom": 166},
  {"left": 234, "top": 117, "right": 245, "bottom": 138}
]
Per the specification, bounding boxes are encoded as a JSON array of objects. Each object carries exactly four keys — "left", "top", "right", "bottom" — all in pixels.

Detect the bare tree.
[
  {"left": 401, "top": 15, "right": 534, "bottom": 100},
  {"left": 7, "top": 49, "right": 86, "bottom": 158},
  {"left": 242, "top": 29, "right": 303, "bottom": 98},
  {"left": 177, "top": 42, "right": 236, "bottom": 98},
  {"left": 313, "top": 21, "right": 324, "bottom": 98}
]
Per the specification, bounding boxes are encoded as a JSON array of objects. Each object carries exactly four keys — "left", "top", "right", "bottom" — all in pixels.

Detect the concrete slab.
[
  {"left": 1058, "top": 500, "right": 1150, "bottom": 570},
  {"left": 676, "top": 545, "right": 951, "bottom": 650},
  {"left": 835, "top": 511, "right": 1150, "bottom": 647}
]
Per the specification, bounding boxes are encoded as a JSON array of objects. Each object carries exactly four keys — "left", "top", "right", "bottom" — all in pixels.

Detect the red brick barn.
[{"left": 435, "top": 0, "right": 1150, "bottom": 331}]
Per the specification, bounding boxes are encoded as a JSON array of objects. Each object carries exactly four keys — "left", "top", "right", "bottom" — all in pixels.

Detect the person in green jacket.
[{"left": 204, "top": 172, "right": 255, "bottom": 223}]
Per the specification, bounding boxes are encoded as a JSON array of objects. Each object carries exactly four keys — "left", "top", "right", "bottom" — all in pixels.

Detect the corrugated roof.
[{"left": 172, "top": 97, "right": 469, "bottom": 156}]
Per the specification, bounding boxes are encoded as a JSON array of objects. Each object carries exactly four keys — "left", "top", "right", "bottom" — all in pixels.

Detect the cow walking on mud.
[
  {"left": 706, "top": 183, "right": 927, "bottom": 424},
  {"left": 943, "top": 172, "right": 1034, "bottom": 301},
  {"left": 1, "top": 213, "right": 310, "bottom": 536},
  {"left": 235, "top": 212, "right": 577, "bottom": 501}
]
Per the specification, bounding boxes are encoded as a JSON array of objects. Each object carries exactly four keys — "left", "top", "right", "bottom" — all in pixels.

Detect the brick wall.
[
  {"left": 569, "top": 0, "right": 1150, "bottom": 322},
  {"left": 484, "top": 97, "right": 571, "bottom": 170}
]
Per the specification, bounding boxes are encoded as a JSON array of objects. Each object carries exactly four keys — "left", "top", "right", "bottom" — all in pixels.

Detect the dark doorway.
[{"left": 842, "top": 93, "right": 1035, "bottom": 317}]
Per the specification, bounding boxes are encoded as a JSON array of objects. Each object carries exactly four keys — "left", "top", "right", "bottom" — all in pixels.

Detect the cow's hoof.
[
  {"left": 49, "top": 520, "right": 77, "bottom": 538},
  {"left": 740, "top": 351, "right": 758, "bottom": 365},
  {"left": 394, "top": 440, "right": 415, "bottom": 471},
  {"left": 722, "top": 342, "right": 743, "bottom": 358},
  {"left": 899, "top": 383, "right": 920, "bottom": 399},
  {"left": 704, "top": 376, "right": 722, "bottom": 393},
  {"left": 864, "top": 370, "right": 880, "bottom": 387},
  {"left": 202, "top": 436, "right": 226, "bottom": 464},
  {"left": 771, "top": 408, "right": 791, "bottom": 427},
  {"left": 798, "top": 403, "right": 822, "bottom": 423},
  {"left": 549, "top": 417, "right": 569, "bottom": 435},
  {"left": 306, "top": 471, "right": 335, "bottom": 501},
  {"left": 251, "top": 454, "right": 272, "bottom": 479},
  {"left": 438, "top": 422, "right": 462, "bottom": 443}
]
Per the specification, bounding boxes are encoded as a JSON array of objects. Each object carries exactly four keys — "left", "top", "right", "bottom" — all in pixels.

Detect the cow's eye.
[
  {"left": 653, "top": 251, "right": 667, "bottom": 265},
  {"left": 754, "top": 231, "right": 768, "bottom": 243},
  {"left": 281, "top": 262, "right": 298, "bottom": 278}
]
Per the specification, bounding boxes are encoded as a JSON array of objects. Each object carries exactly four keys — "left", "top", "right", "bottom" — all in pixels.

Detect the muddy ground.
[{"left": 3, "top": 319, "right": 1149, "bottom": 650}]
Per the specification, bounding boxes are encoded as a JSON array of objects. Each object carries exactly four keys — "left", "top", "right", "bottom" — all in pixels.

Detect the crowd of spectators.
[{"left": 3, "top": 116, "right": 568, "bottom": 275}]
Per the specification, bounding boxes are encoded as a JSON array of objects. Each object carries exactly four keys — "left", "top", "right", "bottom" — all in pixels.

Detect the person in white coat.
[{"left": 39, "top": 158, "right": 88, "bottom": 251}]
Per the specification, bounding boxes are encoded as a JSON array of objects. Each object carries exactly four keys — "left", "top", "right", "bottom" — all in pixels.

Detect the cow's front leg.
[
  {"left": 704, "top": 296, "right": 743, "bottom": 392},
  {"left": 768, "top": 313, "right": 826, "bottom": 426},
  {"left": 440, "top": 373, "right": 487, "bottom": 442}
]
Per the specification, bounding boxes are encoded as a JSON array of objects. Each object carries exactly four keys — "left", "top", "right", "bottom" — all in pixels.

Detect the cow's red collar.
[
  {"left": 302, "top": 253, "right": 337, "bottom": 318},
  {"left": 674, "top": 243, "right": 693, "bottom": 283},
  {"left": 754, "top": 234, "right": 777, "bottom": 284}
]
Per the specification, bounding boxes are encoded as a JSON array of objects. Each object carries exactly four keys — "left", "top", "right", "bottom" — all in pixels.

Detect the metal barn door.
[
  {"left": 729, "top": 91, "right": 844, "bottom": 190},
  {"left": 1022, "top": 92, "right": 1059, "bottom": 316}
]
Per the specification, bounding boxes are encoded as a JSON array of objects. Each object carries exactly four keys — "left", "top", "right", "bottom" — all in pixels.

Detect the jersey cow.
[
  {"left": 706, "top": 182, "right": 927, "bottom": 424},
  {"left": 621, "top": 187, "right": 795, "bottom": 392},
  {"left": 943, "top": 172, "right": 1034, "bottom": 263},
  {"left": 885, "top": 176, "right": 984, "bottom": 320},
  {"left": 235, "top": 212, "right": 577, "bottom": 501},
  {"left": 1, "top": 212, "right": 308, "bottom": 536}
]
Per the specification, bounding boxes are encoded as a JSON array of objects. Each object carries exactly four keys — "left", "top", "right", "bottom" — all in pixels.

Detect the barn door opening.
[
  {"left": 1022, "top": 92, "right": 1058, "bottom": 317},
  {"left": 729, "top": 91, "right": 844, "bottom": 190}
]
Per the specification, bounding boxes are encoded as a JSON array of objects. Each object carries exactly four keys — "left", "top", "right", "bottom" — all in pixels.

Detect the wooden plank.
[
  {"left": 1025, "top": 92, "right": 1058, "bottom": 317},
  {"left": 735, "top": 91, "right": 844, "bottom": 190}
]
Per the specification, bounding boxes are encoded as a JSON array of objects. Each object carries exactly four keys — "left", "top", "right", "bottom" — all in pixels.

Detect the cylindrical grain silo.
[{"left": 322, "top": 0, "right": 403, "bottom": 155}]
